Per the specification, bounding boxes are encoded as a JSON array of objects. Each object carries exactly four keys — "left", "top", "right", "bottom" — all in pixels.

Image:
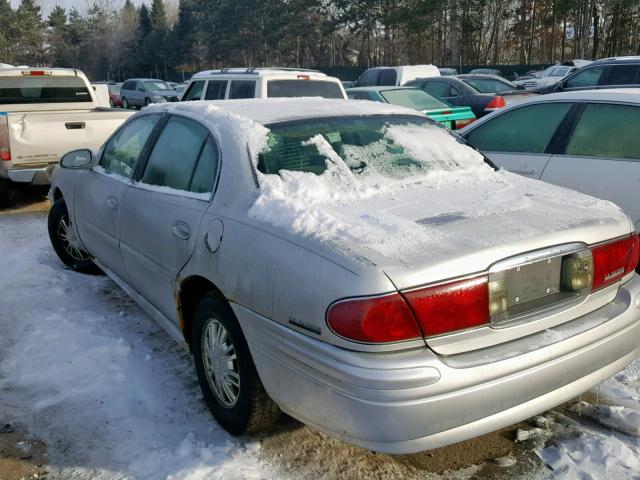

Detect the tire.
[
  {"left": 144, "top": 97, "right": 151, "bottom": 106},
  {"left": 192, "top": 295, "right": 280, "bottom": 435},
  {"left": 121, "top": 97, "right": 129, "bottom": 109},
  {"left": 47, "top": 200, "right": 101, "bottom": 274}
]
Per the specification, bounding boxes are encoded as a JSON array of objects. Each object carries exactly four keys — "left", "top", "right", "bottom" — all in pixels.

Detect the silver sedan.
[{"left": 48, "top": 98, "right": 640, "bottom": 454}]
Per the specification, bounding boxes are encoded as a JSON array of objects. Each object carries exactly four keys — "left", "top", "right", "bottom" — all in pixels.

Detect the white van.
[
  {"left": 180, "top": 68, "right": 346, "bottom": 101},
  {"left": 356, "top": 65, "right": 441, "bottom": 87}
]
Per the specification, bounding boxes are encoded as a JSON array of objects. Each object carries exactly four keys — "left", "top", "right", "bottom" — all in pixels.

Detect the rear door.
[
  {"left": 541, "top": 102, "right": 640, "bottom": 224},
  {"left": 204, "top": 80, "right": 228, "bottom": 100},
  {"left": 119, "top": 114, "right": 218, "bottom": 320},
  {"left": 464, "top": 102, "right": 573, "bottom": 179},
  {"left": 74, "top": 113, "right": 163, "bottom": 282}
]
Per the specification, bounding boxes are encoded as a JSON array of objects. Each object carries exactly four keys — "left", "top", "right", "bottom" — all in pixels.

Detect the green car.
[{"left": 346, "top": 86, "right": 476, "bottom": 130}]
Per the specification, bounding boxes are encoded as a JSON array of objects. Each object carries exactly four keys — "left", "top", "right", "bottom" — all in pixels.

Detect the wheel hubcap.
[
  {"left": 57, "top": 214, "right": 90, "bottom": 262},
  {"left": 202, "top": 319, "right": 239, "bottom": 408}
]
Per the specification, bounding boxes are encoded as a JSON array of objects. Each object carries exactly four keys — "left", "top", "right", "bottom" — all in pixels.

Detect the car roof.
[
  {"left": 146, "top": 98, "right": 421, "bottom": 125},
  {"left": 192, "top": 68, "right": 328, "bottom": 79},
  {"left": 517, "top": 88, "right": 640, "bottom": 104},
  {"left": 124, "top": 78, "right": 165, "bottom": 82},
  {"left": 457, "top": 74, "right": 508, "bottom": 81},
  {"left": 591, "top": 56, "right": 640, "bottom": 65}
]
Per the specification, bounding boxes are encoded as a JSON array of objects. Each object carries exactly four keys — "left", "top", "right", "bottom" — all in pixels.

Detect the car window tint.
[
  {"left": 566, "top": 103, "right": 640, "bottom": 160},
  {"left": 378, "top": 69, "right": 397, "bottom": 86},
  {"left": 564, "top": 66, "right": 607, "bottom": 88},
  {"left": 606, "top": 65, "right": 639, "bottom": 85},
  {"left": 466, "top": 103, "right": 571, "bottom": 153},
  {"left": 449, "top": 85, "right": 460, "bottom": 96},
  {"left": 229, "top": 80, "right": 256, "bottom": 99},
  {"left": 190, "top": 139, "right": 218, "bottom": 194},
  {"left": 204, "top": 80, "right": 227, "bottom": 100},
  {"left": 422, "top": 81, "right": 450, "bottom": 98},
  {"left": 183, "top": 80, "right": 205, "bottom": 101},
  {"left": 100, "top": 114, "right": 161, "bottom": 178},
  {"left": 141, "top": 116, "right": 209, "bottom": 191}
]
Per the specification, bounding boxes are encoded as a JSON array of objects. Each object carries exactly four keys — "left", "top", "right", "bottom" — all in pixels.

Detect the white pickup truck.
[{"left": 0, "top": 67, "right": 133, "bottom": 203}]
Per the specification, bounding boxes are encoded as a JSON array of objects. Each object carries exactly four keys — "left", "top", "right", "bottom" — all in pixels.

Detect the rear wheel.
[
  {"left": 191, "top": 295, "right": 280, "bottom": 435},
  {"left": 48, "top": 200, "right": 101, "bottom": 274},
  {"left": 121, "top": 97, "right": 129, "bottom": 109}
]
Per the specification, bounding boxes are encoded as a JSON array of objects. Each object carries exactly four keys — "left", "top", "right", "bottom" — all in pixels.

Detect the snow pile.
[
  {"left": 571, "top": 401, "right": 640, "bottom": 437},
  {"left": 0, "top": 214, "right": 273, "bottom": 480}
]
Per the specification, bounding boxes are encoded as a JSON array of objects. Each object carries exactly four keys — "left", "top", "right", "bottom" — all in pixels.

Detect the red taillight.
[
  {"left": 591, "top": 234, "right": 640, "bottom": 291},
  {"left": 326, "top": 293, "right": 421, "bottom": 343},
  {"left": 485, "top": 96, "right": 506, "bottom": 110},
  {"left": 454, "top": 117, "right": 476, "bottom": 129},
  {"left": 403, "top": 276, "right": 489, "bottom": 337},
  {"left": 0, "top": 115, "right": 10, "bottom": 161},
  {"left": 297, "top": 74, "right": 310, "bottom": 80}
]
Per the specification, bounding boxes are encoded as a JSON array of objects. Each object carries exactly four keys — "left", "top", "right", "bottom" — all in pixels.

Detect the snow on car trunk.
[{"left": 249, "top": 119, "right": 629, "bottom": 290}]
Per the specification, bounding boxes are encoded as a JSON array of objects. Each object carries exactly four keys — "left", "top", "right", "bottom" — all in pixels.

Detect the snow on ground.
[
  {"left": 1, "top": 210, "right": 640, "bottom": 480},
  {"left": 0, "top": 212, "right": 272, "bottom": 480}
]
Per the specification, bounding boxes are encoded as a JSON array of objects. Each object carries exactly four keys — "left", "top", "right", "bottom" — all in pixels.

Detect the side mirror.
[
  {"left": 60, "top": 149, "right": 93, "bottom": 169},
  {"left": 554, "top": 82, "right": 564, "bottom": 92}
]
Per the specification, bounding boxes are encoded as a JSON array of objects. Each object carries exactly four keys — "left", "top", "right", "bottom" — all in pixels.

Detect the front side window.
[
  {"left": 564, "top": 66, "right": 607, "bottom": 89},
  {"left": 267, "top": 80, "right": 343, "bottom": 98},
  {"left": 100, "top": 114, "right": 162, "bottom": 178},
  {"left": 229, "top": 80, "right": 256, "bottom": 99},
  {"left": 565, "top": 103, "right": 640, "bottom": 160},
  {"left": 0, "top": 75, "right": 92, "bottom": 104},
  {"left": 258, "top": 115, "right": 486, "bottom": 180},
  {"left": 204, "top": 80, "right": 227, "bottom": 100},
  {"left": 141, "top": 116, "right": 209, "bottom": 191},
  {"left": 466, "top": 103, "right": 571, "bottom": 153},
  {"left": 183, "top": 80, "right": 205, "bottom": 101}
]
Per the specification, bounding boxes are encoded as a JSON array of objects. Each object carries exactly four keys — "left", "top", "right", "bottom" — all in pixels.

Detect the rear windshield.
[
  {"left": 379, "top": 88, "right": 449, "bottom": 110},
  {"left": 258, "top": 115, "right": 485, "bottom": 180},
  {"left": 0, "top": 75, "right": 92, "bottom": 104},
  {"left": 267, "top": 80, "right": 343, "bottom": 99},
  {"left": 463, "top": 78, "right": 515, "bottom": 93}
]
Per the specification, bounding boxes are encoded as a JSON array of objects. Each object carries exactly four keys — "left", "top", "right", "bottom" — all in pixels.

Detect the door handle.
[
  {"left": 512, "top": 168, "right": 538, "bottom": 175},
  {"left": 65, "top": 121, "right": 86, "bottom": 130},
  {"left": 106, "top": 196, "right": 118, "bottom": 210},
  {"left": 172, "top": 221, "right": 191, "bottom": 240}
]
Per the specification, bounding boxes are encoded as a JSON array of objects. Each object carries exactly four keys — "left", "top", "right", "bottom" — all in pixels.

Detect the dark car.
[
  {"left": 119, "top": 78, "right": 179, "bottom": 109},
  {"left": 536, "top": 56, "right": 640, "bottom": 94},
  {"left": 406, "top": 75, "right": 533, "bottom": 118}
]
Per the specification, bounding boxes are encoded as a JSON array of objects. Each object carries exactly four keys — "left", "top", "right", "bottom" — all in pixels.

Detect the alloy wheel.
[{"left": 202, "top": 318, "right": 240, "bottom": 408}]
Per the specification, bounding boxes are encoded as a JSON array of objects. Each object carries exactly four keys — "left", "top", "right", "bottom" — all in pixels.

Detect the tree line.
[{"left": 1, "top": 0, "right": 639, "bottom": 81}]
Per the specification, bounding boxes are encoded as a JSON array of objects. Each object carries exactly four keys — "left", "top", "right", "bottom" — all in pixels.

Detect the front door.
[{"left": 74, "top": 113, "right": 163, "bottom": 281}]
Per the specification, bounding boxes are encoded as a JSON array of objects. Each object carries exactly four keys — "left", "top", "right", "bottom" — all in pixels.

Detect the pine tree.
[
  {"left": 13, "top": 0, "right": 44, "bottom": 65},
  {"left": 0, "top": 0, "right": 14, "bottom": 64},
  {"left": 47, "top": 6, "right": 73, "bottom": 67}
]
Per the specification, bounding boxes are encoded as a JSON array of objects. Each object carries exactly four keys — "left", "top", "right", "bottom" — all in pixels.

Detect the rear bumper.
[
  {"left": 233, "top": 274, "right": 640, "bottom": 454},
  {"left": 1, "top": 165, "right": 53, "bottom": 184}
]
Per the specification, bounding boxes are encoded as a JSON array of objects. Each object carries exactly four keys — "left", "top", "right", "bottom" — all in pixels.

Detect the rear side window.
[
  {"left": 605, "top": 65, "right": 639, "bottom": 85},
  {"left": 100, "top": 114, "right": 161, "bottom": 178},
  {"left": 466, "top": 103, "right": 571, "bottom": 153},
  {"left": 141, "top": 116, "right": 209, "bottom": 191},
  {"left": 267, "top": 80, "right": 343, "bottom": 98},
  {"left": 229, "top": 80, "right": 256, "bottom": 99},
  {"left": 204, "top": 80, "right": 227, "bottom": 100},
  {"left": 0, "top": 75, "right": 92, "bottom": 104},
  {"left": 377, "top": 69, "right": 397, "bottom": 86},
  {"left": 182, "top": 80, "right": 205, "bottom": 101},
  {"left": 190, "top": 140, "right": 218, "bottom": 193},
  {"left": 421, "top": 81, "right": 451, "bottom": 98},
  {"left": 565, "top": 104, "right": 640, "bottom": 159},
  {"left": 564, "top": 66, "right": 607, "bottom": 89}
]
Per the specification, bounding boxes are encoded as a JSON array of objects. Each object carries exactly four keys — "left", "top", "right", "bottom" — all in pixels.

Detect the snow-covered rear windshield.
[
  {"left": 258, "top": 115, "right": 485, "bottom": 179},
  {"left": 266, "top": 80, "right": 343, "bottom": 98},
  {"left": 0, "top": 76, "right": 92, "bottom": 103}
]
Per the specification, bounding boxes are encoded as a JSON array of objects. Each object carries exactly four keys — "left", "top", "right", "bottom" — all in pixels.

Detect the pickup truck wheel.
[
  {"left": 48, "top": 200, "right": 101, "bottom": 274},
  {"left": 121, "top": 97, "right": 129, "bottom": 109},
  {"left": 191, "top": 295, "right": 280, "bottom": 435}
]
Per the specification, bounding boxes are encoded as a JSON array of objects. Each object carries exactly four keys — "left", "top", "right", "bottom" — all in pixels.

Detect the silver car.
[
  {"left": 48, "top": 98, "right": 640, "bottom": 454},
  {"left": 461, "top": 89, "right": 640, "bottom": 233}
]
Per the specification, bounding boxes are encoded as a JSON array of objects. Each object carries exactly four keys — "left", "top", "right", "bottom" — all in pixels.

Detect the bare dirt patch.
[{"left": 0, "top": 423, "right": 48, "bottom": 480}]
